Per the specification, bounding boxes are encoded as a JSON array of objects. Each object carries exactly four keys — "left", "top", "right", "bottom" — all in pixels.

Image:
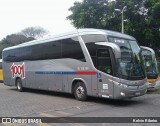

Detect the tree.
[
  {"left": 144, "top": 0, "right": 160, "bottom": 54},
  {"left": 0, "top": 34, "right": 35, "bottom": 58},
  {"left": 1, "top": 34, "right": 34, "bottom": 45},
  {"left": 67, "top": 0, "right": 147, "bottom": 38},
  {"left": 67, "top": 0, "right": 111, "bottom": 29},
  {"left": 19, "top": 26, "right": 49, "bottom": 39},
  {"left": 67, "top": 0, "right": 160, "bottom": 54}
]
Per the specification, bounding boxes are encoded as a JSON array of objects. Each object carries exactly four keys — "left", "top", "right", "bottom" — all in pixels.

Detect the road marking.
[
  {"left": 40, "top": 112, "right": 85, "bottom": 126},
  {"left": 38, "top": 124, "right": 50, "bottom": 126},
  {"left": 40, "top": 113, "right": 56, "bottom": 117},
  {"left": 55, "top": 111, "right": 85, "bottom": 126},
  {"left": 55, "top": 111, "right": 71, "bottom": 116}
]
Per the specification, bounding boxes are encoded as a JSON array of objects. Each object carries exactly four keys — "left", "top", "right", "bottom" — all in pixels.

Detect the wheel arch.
[
  {"left": 15, "top": 77, "right": 21, "bottom": 86},
  {"left": 71, "top": 78, "right": 87, "bottom": 94}
]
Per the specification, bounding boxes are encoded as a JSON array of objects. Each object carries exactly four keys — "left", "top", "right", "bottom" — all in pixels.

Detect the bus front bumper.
[
  {"left": 114, "top": 83, "right": 147, "bottom": 99},
  {"left": 147, "top": 80, "right": 160, "bottom": 90}
]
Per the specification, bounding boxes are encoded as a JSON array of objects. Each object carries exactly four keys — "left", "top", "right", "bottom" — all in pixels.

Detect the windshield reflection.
[
  {"left": 142, "top": 52, "right": 158, "bottom": 76},
  {"left": 108, "top": 37, "right": 145, "bottom": 80}
]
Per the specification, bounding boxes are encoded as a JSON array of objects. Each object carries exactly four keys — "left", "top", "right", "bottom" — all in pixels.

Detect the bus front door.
[{"left": 97, "top": 48, "right": 114, "bottom": 99}]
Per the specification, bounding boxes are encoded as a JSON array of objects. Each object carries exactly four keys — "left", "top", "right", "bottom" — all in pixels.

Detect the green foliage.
[
  {"left": 67, "top": 0, "right": 110, "bottom": 28},
  {"left": 0, "top": 34, "right": 35, "bottom": 58},
  {"left": 0, "top": 26, "right": 49, "bottom": 59},
  {"left": 67, "top": 0, "right": 160, "bottom": 55}
]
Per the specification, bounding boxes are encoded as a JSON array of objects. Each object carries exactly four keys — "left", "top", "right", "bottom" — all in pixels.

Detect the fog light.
[{"left": 120, "top": 92, "right": 125, "bottom": 96}]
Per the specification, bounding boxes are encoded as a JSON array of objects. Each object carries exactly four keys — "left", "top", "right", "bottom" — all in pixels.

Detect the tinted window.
[
  {"left": 108, "top": 36, "right": 145, "bottom": 80},
  {"left": 3, "top": 37, "right": 85, "bottom": 62},
  {"left": 85, "top": 43, "right": 97, "bottom": 67},
  {"left": 3, "top": 49, "right": 20, "bottom": 62},
  {"left": 32, "top": 41, "right": 61, "bottom": 60},
  {"left": 85, "top": 42, "right": 113, "bottom": 75},
  {"left": 108, "top": 37, "right": 133, "bottom": 62},
  {"left": 97, "top": 49, "right": 110, "bottom": 57},
  {"left": 3, "top": 41, "right": 61, "bottom": 62},
  {"left": 97, "top": 49, "right": 112, "bottom": 75},
  {"left": 61, "top": 37, "right": 86, "bottom": 62},
  {"left": 3, "top": 46, "right": 32, "bottom": 62}
]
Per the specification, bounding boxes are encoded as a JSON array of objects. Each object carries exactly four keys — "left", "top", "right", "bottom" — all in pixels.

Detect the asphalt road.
[{"left": 0, "top": 83, "right": 160, "bottom": 126}]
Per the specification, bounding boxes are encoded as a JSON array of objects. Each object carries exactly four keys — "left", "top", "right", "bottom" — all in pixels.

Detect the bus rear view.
[{"left": 2, "top": 29, "right": 147, "bottom": 100}]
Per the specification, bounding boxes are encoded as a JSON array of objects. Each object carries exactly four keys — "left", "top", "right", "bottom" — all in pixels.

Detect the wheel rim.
[
  {"left": 17, "top": 82, "right": 21, "bottom": 90},
  {"left": 76, "top": 86, "right": 85, "bottom": 98}
]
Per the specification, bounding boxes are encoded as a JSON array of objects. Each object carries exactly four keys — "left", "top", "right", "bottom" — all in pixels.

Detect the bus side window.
[
  {"left": 85, "top": 43, "right": 113, "bottom": 75},
  {"left": 61, "top": 37, "right": 86, "bottom": 62},
  {"left": 97, "top": 49, "right": 113, "bottom": 75}
]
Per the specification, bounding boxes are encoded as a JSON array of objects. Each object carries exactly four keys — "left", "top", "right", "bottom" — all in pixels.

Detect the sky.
[{"left": 0, "top": 0, "right": 82, "bottom": 40}]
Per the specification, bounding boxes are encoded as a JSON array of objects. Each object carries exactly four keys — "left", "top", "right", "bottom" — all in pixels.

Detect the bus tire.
[
  {"left": 74, "top": 82, "right": 87, "bottom": 101},
  {"left": 16, "top": 79, "right": 24, "bottom": 92}
]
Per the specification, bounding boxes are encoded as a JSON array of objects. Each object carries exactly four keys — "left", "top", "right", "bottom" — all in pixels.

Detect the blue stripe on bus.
[
  {"left": 62, "top": 72, "right": 76, "bottom": 75},
  {"left": 35, "top": 71, "right": 97, "bottom": 75},
  {"left": 35, "top": 71, "right": 76, "bottom": 75}
]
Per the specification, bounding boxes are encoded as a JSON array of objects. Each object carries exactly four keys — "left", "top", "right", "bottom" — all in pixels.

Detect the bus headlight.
[{"left": 120, "top": 92, "right": 125, "bottom": 96}]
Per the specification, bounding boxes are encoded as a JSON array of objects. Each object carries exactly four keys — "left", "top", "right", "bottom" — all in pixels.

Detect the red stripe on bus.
[{"left": 76, "top": 71, "right": 97, "bottom": 75}]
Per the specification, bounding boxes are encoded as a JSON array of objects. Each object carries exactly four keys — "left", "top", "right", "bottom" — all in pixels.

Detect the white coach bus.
[{"left": 2, "top": 29, "right": 147, "bottom": 100}]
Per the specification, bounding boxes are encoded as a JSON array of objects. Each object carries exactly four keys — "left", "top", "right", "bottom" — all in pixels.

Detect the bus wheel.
[
  {"left": 74, "top": 82, "right": 87, "bottom": 101},
  {"left": 16, "top": 79, "right": 24, "bottom": 92}
]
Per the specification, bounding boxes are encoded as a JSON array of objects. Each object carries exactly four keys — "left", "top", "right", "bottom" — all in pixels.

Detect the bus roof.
[
  {"left": 3, "top": 28, "right": 136, "bottom": 51},
  {"left": 140, "top": 46, "right": 155, "bottom": 55},
  {"left": 78, "top": 29, "right": 135, "bottom": 40},
  {"left": 140, "top": 46, "right": 156, "bottom": 60}
]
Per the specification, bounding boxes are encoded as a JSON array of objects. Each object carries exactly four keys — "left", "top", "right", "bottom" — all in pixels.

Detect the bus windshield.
[
  {"left": 108, "top": 37, "right": 145, "bottom": 80},
  {"left": 141, "top": 48, "right": 158, "bottom": 77}
]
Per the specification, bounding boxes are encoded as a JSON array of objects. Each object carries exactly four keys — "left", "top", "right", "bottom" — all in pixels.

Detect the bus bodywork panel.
[
  {"left": 113, "top": 77, "right": 147, "bottom": 99},
  {"left": 3, "top": 59, "right": 147, "bottom": 99},
  {"left": 2, "top": 29, "right": 147, "bottom": 100},
  {"left": 3, "top": 59, "right": 114, "bottom": 98}
]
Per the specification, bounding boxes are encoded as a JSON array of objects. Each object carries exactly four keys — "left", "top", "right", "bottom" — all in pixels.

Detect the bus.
[
  {"left": 0, "top": 59, "right": 3, "bottom": 82},
  {"left": 141, "top": 46, "right": 160, "bottom": 89},
  {"left": 2, "top": 29, "right": 147, "bottom": 100}
]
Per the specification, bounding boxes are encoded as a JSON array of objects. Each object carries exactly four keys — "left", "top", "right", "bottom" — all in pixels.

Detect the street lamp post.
[{"left": 115, "top": 6, "right": 127, "bottom": 33}]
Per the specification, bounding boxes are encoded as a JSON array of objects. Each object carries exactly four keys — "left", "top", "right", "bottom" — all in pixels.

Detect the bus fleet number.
[{"left": 10, "top": 63, "right": 25, "bottom": 79}]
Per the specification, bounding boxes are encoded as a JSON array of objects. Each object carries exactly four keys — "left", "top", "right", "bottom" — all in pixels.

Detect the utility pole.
[{"left": 115, "top": 6, "right": 127, "bottom": 33}]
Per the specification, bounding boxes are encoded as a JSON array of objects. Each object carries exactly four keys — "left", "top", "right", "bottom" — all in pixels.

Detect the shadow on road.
[
  {"left": 10, "top": 87, "right": 144, "bottom": 107},
  {"left": 147, "top": 88, "right": 160, "bottom": 94},
  {"left": 88, "top": 96, "right": 144, "bottom": 107}
]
